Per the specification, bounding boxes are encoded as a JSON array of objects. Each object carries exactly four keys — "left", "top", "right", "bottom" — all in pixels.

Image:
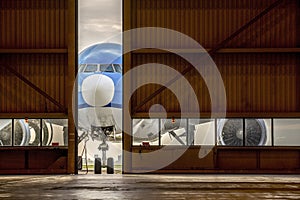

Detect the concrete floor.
[{"left": 0, "top": 174, "right": 300, "bottom": 199}]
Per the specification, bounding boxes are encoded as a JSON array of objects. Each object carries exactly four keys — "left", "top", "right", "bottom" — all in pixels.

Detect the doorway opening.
[{"left": 77, "top": 0, "right": 122, "bottom": 174}]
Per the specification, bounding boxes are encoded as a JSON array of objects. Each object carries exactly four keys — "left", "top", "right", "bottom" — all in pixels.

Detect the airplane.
[
  {"left": 77, "top": 42, "right": 122, "bottom": 133},
  {"left": 77, "top": 43, "right": 123, "bottom": 168}
]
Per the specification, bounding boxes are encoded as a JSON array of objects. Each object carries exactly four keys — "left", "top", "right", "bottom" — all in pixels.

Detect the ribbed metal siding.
[
  {"left": 128, "top": 0, "right": 299, "bottom": 116},
  {"left": 131, "top": 53, "right": 299, "bottom": 114},
  {"left": 216, "top": 53, "right": 299, "bottom": 113},
  {"left": 133, "top": 0, "right": 298, "bottom": 48},
  {"left": 0, "top": 54, "right": 67, "bottom": 113},
  {"left": 0, "top": 0, "right": 68, "bottom": 113},
  {"left": 0, "top": 0, "right": 67, "bottom": 49}
]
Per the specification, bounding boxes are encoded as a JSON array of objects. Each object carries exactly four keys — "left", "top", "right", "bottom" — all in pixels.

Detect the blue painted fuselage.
[{"left": 78, "top": 43, "right": 122, "bottom": 110}]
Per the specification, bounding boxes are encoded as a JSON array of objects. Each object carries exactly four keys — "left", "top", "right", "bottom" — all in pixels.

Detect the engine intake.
[{"left": 218, "top": 119, "right": 267, "bottom": 146}]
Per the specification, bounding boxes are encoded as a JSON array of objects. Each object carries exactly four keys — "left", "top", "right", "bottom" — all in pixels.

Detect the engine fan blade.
[
  {"left": 14, "top": 120, "right": 30, "bottom": 146},
  {"left": 218, "top": 119, "right": 267, "bottom": 146}
]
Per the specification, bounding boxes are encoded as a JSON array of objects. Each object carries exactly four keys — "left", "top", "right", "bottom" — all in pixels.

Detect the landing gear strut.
[{"left": 91, "top": 125, "right": 115, "bottom": 174}]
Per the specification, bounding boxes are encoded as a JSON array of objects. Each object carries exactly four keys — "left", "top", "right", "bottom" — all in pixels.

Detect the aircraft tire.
[
  {"left": 94, "top": 158, "right": 102, "bottom": 174},
  {"left": 107, "top": 157, "right": 114, "bottom": 174}
]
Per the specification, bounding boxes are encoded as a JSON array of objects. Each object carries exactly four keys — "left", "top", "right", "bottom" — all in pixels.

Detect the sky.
[{"left": 79, "top": 0, "right": 122, "bottom": 52}]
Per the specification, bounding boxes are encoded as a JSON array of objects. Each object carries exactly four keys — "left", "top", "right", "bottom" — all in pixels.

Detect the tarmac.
[{"left": 1, "top": 174, "right": 300, "bottom": 199}]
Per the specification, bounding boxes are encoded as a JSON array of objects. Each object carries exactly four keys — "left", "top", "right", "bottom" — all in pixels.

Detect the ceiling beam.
[{"left": 132, "top": 48, "right": 300, "bottom": 54}]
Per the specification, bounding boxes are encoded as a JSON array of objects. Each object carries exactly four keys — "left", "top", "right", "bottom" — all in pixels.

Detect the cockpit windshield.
[
  {"left": 84, "top": 64, "right": 98, "bottom": 72},
  {"left": 100, "top": 64, "right": 114, "bottom": 72},
  {"left": 114, "top": 64, "right": 122, "bottom": 73},
  {"left": 79, "top": 64, "right": 86, "bottom": 72},
  {"left": 79, "top": 64, "right": 122, "bottom": 73}
]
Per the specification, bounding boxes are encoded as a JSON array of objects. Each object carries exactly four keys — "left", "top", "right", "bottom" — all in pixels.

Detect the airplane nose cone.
[{"left": 82, "top": 74, "right": 115, "bottom": 107}]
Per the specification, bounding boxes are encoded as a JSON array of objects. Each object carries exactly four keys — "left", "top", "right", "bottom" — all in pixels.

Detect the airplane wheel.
[
  {"left": 107, "top": 157, "right": 114, "bottom": 174},
  {"left": 94, "top": 158, "right": 102, "bottom": 174}
]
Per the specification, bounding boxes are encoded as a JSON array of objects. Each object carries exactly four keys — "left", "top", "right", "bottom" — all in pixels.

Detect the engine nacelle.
[
  {"left": 217, "top": 119, "right": 267, "bottom": 146},
  {"left": 0, "top": 119, "right": 52, "bottom": 146}
]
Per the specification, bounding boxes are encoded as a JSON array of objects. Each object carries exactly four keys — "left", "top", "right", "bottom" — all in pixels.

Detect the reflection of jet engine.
[
  {"left": 218, "top": 119, "right": 267, "bottom": 146},
  {"left": 0, "top": 120, "right": 14, "bottom": 146},
  {"left": 0, "top": 119, "right": 53, "bottom": 146},
  {"left": 163, "top": 119, "right": 181, "bottom": 130}
]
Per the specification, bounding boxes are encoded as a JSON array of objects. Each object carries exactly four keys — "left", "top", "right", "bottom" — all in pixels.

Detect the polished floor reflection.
[{"left": 1, "top": 174, "right": 300, "bottom": 199}]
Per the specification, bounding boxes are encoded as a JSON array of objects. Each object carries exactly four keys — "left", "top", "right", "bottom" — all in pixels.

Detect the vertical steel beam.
[
  {"left": 67, "top": 0, "right": 77, "bottom": 174},
  {"left": 123, "top": 0, "right": 133, "bottom": 173}
]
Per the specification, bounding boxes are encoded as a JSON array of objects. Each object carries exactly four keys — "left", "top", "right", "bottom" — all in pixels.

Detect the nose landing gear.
[{"left": 91, "top": 125, "right": 115, "bottom": 174}]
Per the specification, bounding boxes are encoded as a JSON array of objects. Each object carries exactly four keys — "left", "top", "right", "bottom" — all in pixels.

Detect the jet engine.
[
  {"left": 217, "top": 119, "right": 267, "bottom": 146},
  {"left": 0, "top": 119, "right": 53, "bottom": 146},
  {"left": 0, "top": 120, "right": 14, "bottom": 146}
]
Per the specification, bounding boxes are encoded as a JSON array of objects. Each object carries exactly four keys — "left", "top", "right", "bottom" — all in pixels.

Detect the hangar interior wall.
[
  {"left": 0, "top": 0, "right": 68, "bottom": 113},
  {"left": 129, "top": 0, "right": 300, "bottom": 115},
  {"left": 0, "top": 0, "right": 76, "bottom": 174},
  {"left": 123, "top": 0, "right": 300, "bottom": 173}
]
